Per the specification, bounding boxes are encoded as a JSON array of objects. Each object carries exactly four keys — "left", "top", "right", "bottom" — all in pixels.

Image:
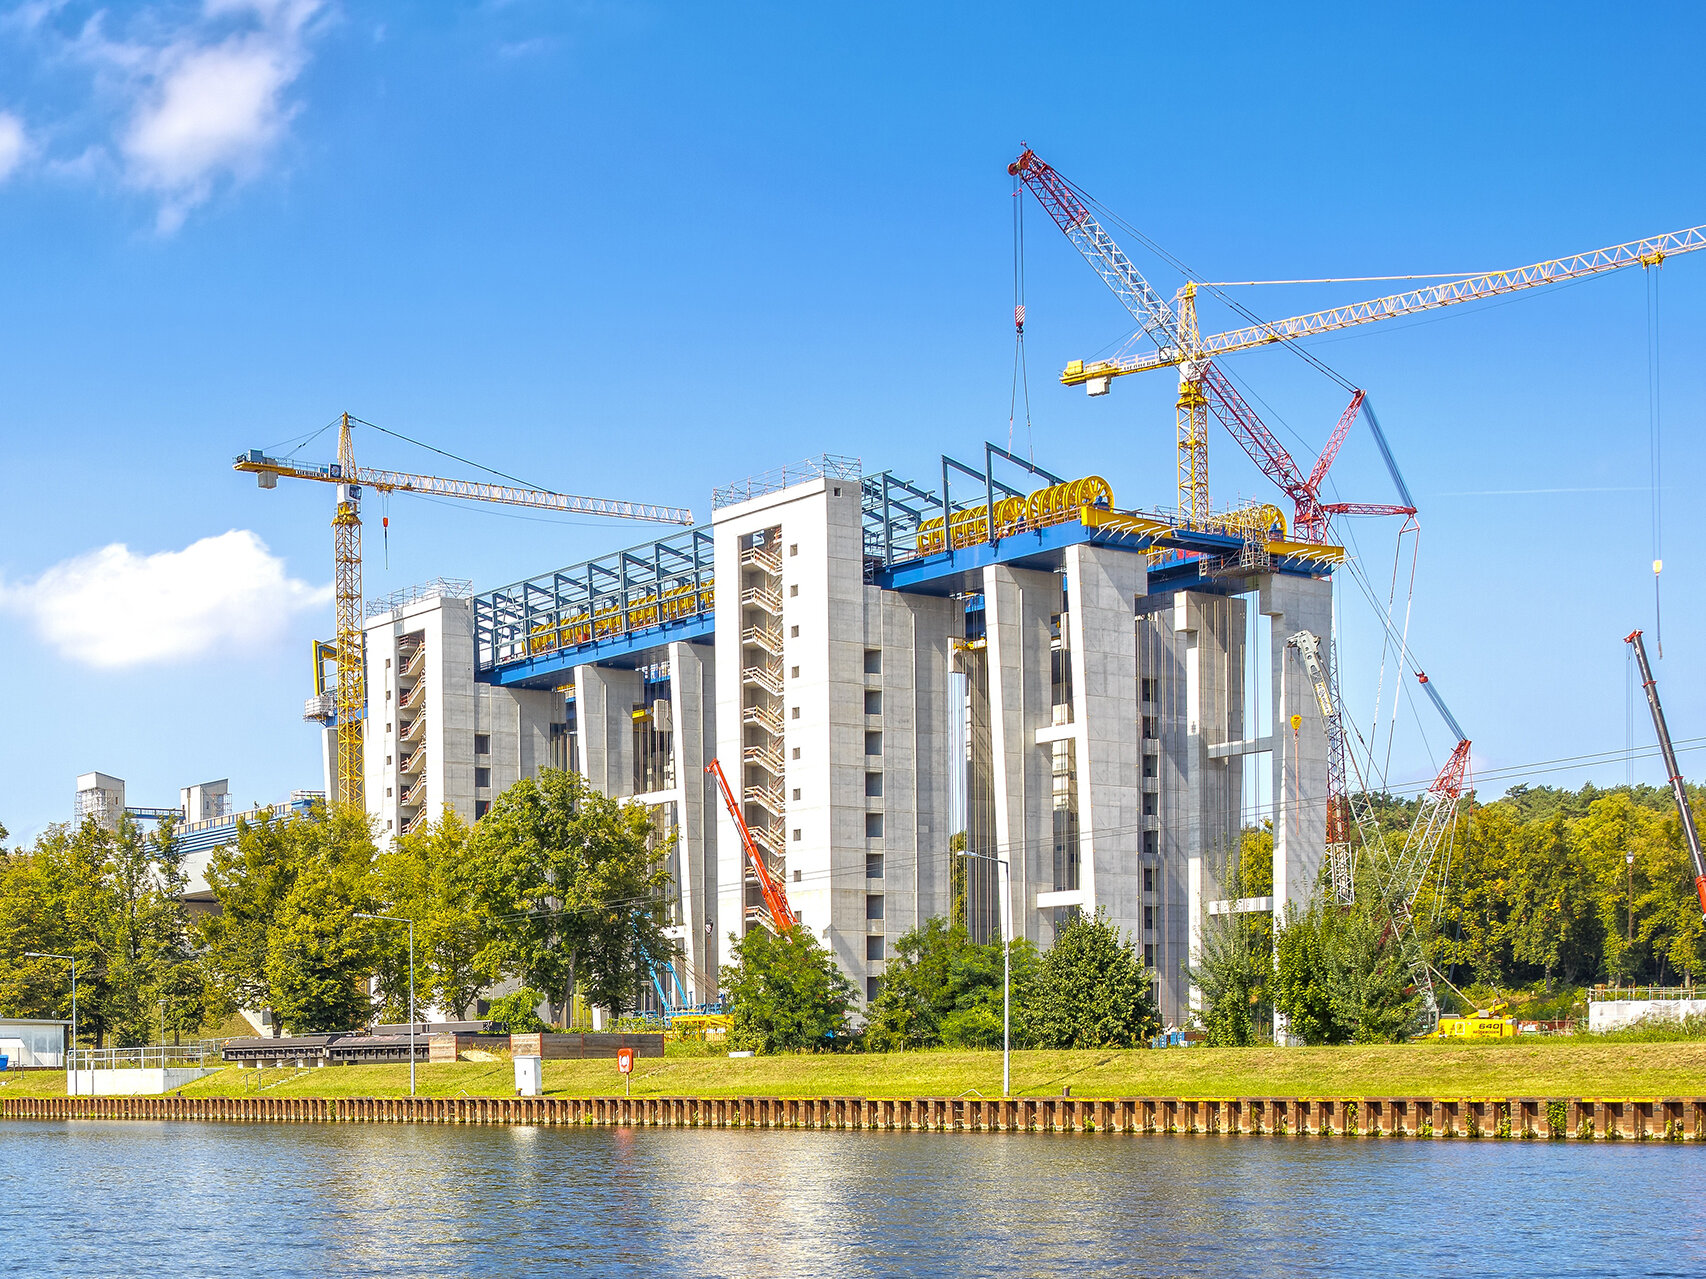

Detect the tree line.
[
  {"left": 0, "top": 771, "right": 672, "bottom": 1044},
  {"left": 1193, "top": 781, "right": 1706, "bottom": 1046},
  {"left": 716, "top": 910, "right": 1162, "bottom": 1053}
]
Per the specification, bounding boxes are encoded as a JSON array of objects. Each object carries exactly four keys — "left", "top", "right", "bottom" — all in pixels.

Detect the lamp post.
[
  {"left": 357, "top": 912, "right": 416, "bottom": 1097},
  {"left": 954, "top": 849, "right": 1012, "bottom": 1097},
  {"left": 24, "top": 952, "right": 77, "bottom": 1095}
]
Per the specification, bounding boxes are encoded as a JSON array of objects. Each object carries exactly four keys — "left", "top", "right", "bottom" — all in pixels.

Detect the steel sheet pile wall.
[{"left": 5, "top": 1094, "right": 1702, "bottom": 1140}]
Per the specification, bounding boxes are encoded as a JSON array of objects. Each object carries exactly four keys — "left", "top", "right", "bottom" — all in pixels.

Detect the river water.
[{"left": 4, "top": 1120, "right": 1699, "bottom": 1276}]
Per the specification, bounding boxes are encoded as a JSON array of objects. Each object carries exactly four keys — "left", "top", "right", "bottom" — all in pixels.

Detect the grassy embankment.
[{"left": 3, "top": 1038, "right": 1702, "bottom": 1101}]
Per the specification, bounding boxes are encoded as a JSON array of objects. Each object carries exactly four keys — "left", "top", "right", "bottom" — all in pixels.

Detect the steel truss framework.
[
  {"left": 474, "top": 527, "right": 715, "bottom": 673},
  {"left": 1065, "top": 225, "right": 1706, "bottom": 384}
]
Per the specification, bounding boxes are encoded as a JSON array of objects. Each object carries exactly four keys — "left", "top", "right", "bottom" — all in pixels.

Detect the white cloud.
[
  {"left": 0, "top": 529, "right": 331, "bottom": 668},
  {"left": 121, "top": 1, "right": 321, "bottom": 231},
  {"left": 14, "top": 0, "right": 326, "bottom": 230},
  {"left": 0, "top": 112, "right": 27, "bottom": 180}
]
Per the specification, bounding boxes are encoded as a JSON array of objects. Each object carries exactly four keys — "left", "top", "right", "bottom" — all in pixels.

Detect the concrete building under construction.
[{"left": 359, "top": 448, "right": 1340, "bottom": 1028}]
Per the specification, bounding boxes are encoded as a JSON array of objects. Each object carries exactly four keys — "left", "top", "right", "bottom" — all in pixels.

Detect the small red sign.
[{"left": 616, "top": 1047, "right": 635, "bottom": 1074}]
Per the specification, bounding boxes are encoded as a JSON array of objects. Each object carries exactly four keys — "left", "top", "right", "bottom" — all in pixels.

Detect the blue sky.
[{"left": 2, "top": 1, "right": 1704, "bottom": 842}]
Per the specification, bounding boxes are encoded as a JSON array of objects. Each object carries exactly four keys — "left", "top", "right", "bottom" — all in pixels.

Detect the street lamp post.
[
  {"left": 357, "top": 913, "right": 417, "bottom": 1097},
  {"left": 24, "top": 952, "right": 77, "bottom": 1095},
  {"left": 955, "top": 850, "right": 1012, "bottom": 1097}
]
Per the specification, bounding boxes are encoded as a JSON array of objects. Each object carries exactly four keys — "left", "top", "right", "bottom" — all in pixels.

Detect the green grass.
[{"left": 4, "top": 1037, "right": 1704, "bottom": 1101}]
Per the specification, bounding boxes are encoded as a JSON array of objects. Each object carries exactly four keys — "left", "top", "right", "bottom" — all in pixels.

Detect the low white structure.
[
  {"left": 67, "top": 1067, "right": 216, "bottom": 1096},
  {"left": 1588, "top": 987, "right": 1706, "bottom": 1032},
  {"left": 0, "top": 1018, "right": 69, "bottom": 1068}
]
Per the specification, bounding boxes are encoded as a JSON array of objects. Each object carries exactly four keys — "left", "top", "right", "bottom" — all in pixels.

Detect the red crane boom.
[{"left": 706, "top": 758, "right": 795, "bottom": 933}]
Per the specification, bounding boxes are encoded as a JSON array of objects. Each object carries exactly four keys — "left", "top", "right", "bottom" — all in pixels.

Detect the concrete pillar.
[
  {"left": 1261, "top": 572, "right": 1333, "bottom": 1042},
  {"left": 574, "top": 664, "right": 642, "bottom": 798},
  {"left": 669, "top": 640, "right": 717, "bottom": 1000},
  {"left": 1261, "top": 574, "right": 1332, "bottom": 918},
  {"left": 1063, "top": 543, "right": 1147, "bottom": 941},
  {"left": 874, "top": 590, "right": 959, "bottom": 937},
  {"left": 982, "top": 563, "right": 1058, "bottom": 946}
]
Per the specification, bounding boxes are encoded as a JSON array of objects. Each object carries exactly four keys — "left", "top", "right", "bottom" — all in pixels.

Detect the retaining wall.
[{"left": 5, "top": 1094, "right": 1704, "bottom": 1140}]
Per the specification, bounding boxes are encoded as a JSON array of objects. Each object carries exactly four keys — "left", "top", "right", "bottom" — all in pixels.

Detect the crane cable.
[
  {"left": 1010, "top": 173, "right": 1034, "bottom": 462},
  {"left": 1645, "top": 262, "right": 1664, "bottom": 656}
]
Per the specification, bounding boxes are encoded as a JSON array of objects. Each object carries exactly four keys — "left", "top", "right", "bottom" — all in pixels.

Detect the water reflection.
[{"left": 3, "top": 1121, "right": 1700, "bottom": 1277}]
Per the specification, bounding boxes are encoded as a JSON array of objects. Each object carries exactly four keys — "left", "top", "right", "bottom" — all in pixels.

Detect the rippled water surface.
[{"left": 4, "top": 1120, "right": 1700, "bottom": 1276}]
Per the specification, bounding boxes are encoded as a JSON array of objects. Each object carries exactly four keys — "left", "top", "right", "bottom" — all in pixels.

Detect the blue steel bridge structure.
[{"left": 472, "top": 443, "right": 1342, "bottom": 691}]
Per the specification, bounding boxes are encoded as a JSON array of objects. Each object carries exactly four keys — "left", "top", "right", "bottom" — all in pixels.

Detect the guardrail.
[
  {"left": 75, "top": 1041, "right": 227, "bottom": 1070},
  {"left": 1591, "top": 986, "right": 1705, "bottom": 1003}
]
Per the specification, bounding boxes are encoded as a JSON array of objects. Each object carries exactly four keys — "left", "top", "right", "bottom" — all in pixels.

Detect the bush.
[
  {"left": 720, "top": 927, "right": 857, "bottom": 1053},
  {"left": 1024, "top": 911, "right": 1159, "bottom": 1049},
  {"left": 485, "top": 988, "right": 549, "bottom": 1033}
]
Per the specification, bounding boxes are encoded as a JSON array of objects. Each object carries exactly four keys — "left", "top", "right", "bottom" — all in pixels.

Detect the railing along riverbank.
[{"left": 5, "top": 1094, "right": 1705, "bottom": 1140}]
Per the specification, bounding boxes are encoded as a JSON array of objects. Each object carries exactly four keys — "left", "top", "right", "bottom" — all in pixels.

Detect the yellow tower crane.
[
  {"left": 1011, "top": 147, "right": 1706, "bottom": 522},
  {"left": 235, "top": 413, "right": 694, "bottom": 812}
]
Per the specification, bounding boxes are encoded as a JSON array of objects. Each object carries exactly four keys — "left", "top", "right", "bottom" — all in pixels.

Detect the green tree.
[
  {"left": 1273, "top": 898, "right": 1341, "bottom": 1044},
  {"left": 1025, "top": 911, "right": 1158, "bottom": 1049},
  {"left": 1191, "top": 824, "right": 1276, "bottom": 1046},
  {"left": 1274, "top": 890, "right": 1422, "bottom": 1045},
  {"left": 198, "top": 803, "right": 375, "bottom": 1028},
  {"left": 372, "top": 808, "right": 487, "bottom": 1020},
  {"left": 939, "top": 935, "right": 1036, "bottom": 1049},
  {"left": 864, "top": 915, "right": 1036, "bottom": 1051},
  {"left": 266, "top": 857, "right": 376, "bottom": 1033},
  {"left": 720, "top": 926, "right": 857, "bottom": 1053},
  {"left": 484, "top": 987, "right": 550, "bottom": 1033},
  {"left": 0, "top": 816, "right": 203, "bottom": 1048},
  {"left": 470, "top": 770, "right": 674, "bottom": 1024}
]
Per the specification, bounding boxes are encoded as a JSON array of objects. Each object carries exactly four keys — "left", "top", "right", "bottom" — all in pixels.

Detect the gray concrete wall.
[
  {"left": 1064, "top": 543, "right": 1147, "bottom": 944},
  {"left": 983, "top": 564, "right": 1059, "bottom": 947}
]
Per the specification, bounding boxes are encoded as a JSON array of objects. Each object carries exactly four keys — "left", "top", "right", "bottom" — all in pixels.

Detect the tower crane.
[
  {"left": 235, "top": 413, "right": 694, "bottom": 811},
  {"left": 1626, "top": 629, "right": 1706, "bottom": 919},
  {"left": 1010, "top": 149, "right": 1414, "bottom": 538}
]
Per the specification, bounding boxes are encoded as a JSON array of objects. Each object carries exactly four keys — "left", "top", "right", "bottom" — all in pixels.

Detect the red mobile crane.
[
  {"left": 706, "top": 758, "right": 795, "bottom": 933},
  {"left": 1626, "top": 630, "right": 1706, "bottom": 918}
]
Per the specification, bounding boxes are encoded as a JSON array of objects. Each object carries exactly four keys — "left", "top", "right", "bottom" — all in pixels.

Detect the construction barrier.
[{"left": 3, "top": 1094, "right": 1702, "bottom": 1141}]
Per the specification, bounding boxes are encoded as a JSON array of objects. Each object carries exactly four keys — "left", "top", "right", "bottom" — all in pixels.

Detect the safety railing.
[
  {"left": 712, "top": 454, "right": 861, "bottom": 510},
  {"left": 1591, "top": 985, "right": 1703, "bottom": 1002}
]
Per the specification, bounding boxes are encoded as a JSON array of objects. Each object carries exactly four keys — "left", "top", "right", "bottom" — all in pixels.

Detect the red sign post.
[{"left": 617, "top": 1046, "right": 635, "bottom": 1096}]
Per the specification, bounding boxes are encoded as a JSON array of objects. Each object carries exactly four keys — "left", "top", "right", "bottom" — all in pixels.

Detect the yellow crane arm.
[
  {"left": 234, "top": 451, "right": 694, "bottom": 525},
  {"left": 1063, "top": 222, "right": 1706, "bottom": 386}
]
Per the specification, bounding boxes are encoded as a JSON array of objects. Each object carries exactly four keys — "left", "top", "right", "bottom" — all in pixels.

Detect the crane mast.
[
  {"left": 237, "top": 414, "right": 693, "bottom": 811},
  {"left": 330, "top": 415, "right": 365, "bottom": 811},
  {"left": 1287, "top": 630, "right": 1379, "bottom": 904},
  {"left": 1626, "top": 629, "right": 1706, "bottom": 918}
]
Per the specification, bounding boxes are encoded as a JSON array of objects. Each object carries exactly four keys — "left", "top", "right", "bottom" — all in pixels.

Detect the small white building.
[{"left": 0, "top": 1018, "right": 70, "bottom": 1069}]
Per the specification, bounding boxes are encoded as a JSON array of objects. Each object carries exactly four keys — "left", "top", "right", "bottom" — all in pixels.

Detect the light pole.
[
  {"left": 955, "top": 849, "right": 1012, "bottom": 1097},
  {"left": 357, "top": 912, "right": 416, "bottom": 1097},
  {"left": 25, "top": 952, "right": 77, "bottom": 1095}
]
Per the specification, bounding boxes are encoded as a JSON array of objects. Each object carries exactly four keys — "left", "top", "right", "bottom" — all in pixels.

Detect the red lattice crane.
[{"left": 706, "top": 758, "right": 795, "bottom": 934}]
